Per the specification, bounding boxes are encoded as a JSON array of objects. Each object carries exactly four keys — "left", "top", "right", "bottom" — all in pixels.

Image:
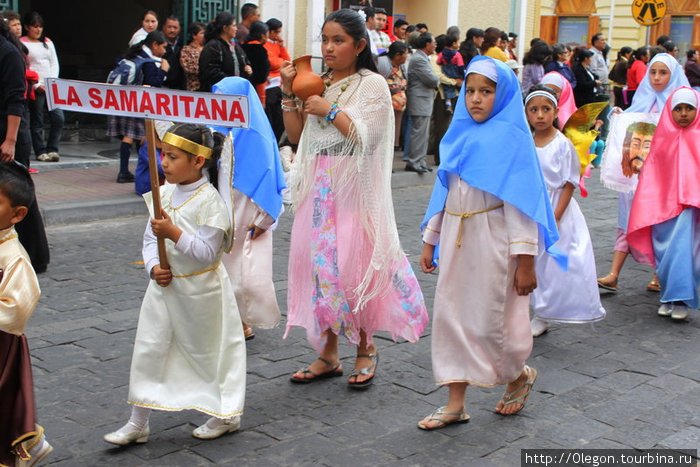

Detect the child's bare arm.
[
  {"left": 553, "top": 182, "right": 575, "bottom": 222},
  {"left": 514, "top": 255, "right": 537, "bottom": 296}
]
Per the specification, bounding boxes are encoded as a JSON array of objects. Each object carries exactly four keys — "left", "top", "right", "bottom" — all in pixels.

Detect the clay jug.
[{"left": 292, "top": 55, "right": 325, "bottom": 101}]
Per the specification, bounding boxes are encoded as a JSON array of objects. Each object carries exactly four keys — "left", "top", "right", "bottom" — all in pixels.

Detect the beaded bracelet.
[
  {"left": 281, "top": 98, "right": 299, "bottom": 112},
  {"left": 281, "top": 91, "right": 295, "bottom": 99}
]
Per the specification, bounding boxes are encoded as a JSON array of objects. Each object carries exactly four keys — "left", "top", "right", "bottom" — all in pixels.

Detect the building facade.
[{"left": 2, "top": 0, "right": 697, "bottom": 81}]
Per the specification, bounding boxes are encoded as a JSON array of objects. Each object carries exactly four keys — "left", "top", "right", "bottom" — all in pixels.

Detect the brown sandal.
[{"left": 290, "top": 357, "right": 343, "bottom": 384}]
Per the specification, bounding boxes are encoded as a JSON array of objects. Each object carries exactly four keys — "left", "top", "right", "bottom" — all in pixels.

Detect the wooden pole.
[{"left": 145, "top": 119, "right": 169, "bottom": 270}]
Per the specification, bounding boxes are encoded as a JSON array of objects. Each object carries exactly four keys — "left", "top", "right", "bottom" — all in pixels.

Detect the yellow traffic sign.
[{"left": 632, "top": 0, "right": 667, "bottom": 26}]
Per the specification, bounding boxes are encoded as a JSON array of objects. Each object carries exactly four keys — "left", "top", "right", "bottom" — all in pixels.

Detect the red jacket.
[
  {"left": 263, "top": 40, "right": 290, "bottom": 81},
  {"left": 626, "top": 60, "right": 647, "bottom": 91}
]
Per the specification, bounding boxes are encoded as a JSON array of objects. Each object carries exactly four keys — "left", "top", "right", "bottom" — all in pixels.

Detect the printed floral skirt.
[{"left": 285, "top": 156, "right": 428, "bottom": 351}]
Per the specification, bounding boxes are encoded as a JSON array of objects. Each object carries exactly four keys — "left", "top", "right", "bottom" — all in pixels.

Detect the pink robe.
[{"left": 628, "top": 87, "right": 700, "bottom": 264}]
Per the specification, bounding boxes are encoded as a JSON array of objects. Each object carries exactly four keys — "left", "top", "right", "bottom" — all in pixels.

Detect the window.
[
  {"left": 558, "top": 16, "right": 590, "bottom": 45},
  {"left": 670, "top": 16, "right": 694, "bottom": 63}
]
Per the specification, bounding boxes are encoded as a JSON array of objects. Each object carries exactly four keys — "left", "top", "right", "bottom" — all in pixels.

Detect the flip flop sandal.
[
  {"left": 496, "top": 365, "right": 538, "bottom": 415},
  {"left": 348, "top": 353, "right": 379, "bottom": 389},
  {"left": 647, "top": 279, "right": 661, "bottom": 292},
  {"left": 417, "top": 406, "right": 471, "bottom": 430},
  {"left": 289, "top": 357, "right": 343, "bottom": 384}
]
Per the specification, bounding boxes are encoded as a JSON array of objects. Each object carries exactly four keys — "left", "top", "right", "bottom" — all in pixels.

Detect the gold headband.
[{"left": 162, "top": 132, "right": 213, "bottom": 159}]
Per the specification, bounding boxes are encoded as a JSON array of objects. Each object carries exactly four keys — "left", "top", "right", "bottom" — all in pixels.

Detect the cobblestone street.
[{"left": 28, "top": 174, "right": 700, "bottom": 466}]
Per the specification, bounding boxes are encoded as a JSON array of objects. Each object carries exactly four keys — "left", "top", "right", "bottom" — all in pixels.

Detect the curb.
[
  {"left": 40, "top": 195, "right": 146, "bottom": 226},
  {"left": 37, "top": 159, "right": 437, "bottom": 227}
]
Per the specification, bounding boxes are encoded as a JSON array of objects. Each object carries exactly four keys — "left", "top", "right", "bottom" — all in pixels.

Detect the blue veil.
[
  {"left": 422, "top": 56, "right": 566, "bottom": 268},
  {"left": 211, "top": 77, "right": 286, "bottom": 220},
  {"left": 626, "top": 53, "right": 690, "bottom": 113}
]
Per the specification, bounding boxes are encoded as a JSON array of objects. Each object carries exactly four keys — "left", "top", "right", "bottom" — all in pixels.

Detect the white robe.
[
  {"left": 222, "top": 189, "right": 280, "bottom": 328},
  {"left": 530, "top": 132, "right": 606, "bottom": 323},
  {"left": 129, "top": 179, "right": 246, "bottom": 419},
  {"left": 423, "top": 174, "right": 538, "bottom": 386}
]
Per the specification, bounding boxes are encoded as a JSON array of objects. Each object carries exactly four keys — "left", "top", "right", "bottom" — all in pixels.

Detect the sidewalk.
[{"left": 32, "top": 141, "right": 436, "bottom": 226}]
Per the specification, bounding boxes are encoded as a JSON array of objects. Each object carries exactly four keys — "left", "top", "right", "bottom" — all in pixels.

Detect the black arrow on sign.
[{"left": 637, "top": 2, "right": 659, "bottom": 22}]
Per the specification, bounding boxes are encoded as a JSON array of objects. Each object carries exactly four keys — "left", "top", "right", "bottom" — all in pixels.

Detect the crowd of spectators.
[{"left": 3, "top": 4, "right": 699, "bottom": 178}]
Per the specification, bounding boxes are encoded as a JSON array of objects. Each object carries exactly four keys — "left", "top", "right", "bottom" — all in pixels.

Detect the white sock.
[{"left": 115, "top": 406, "right": 151, "bottom": 435}]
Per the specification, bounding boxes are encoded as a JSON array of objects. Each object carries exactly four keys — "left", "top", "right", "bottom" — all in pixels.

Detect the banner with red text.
[{"left": 45, "top": 78, "right": 249, "bottom": 128}]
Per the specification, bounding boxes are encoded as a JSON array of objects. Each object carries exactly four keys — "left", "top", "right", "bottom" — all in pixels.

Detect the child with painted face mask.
[
  {"left": 418, "top": 57, "right": 565, "bottom": 429},
  {"left": 598, "top": 53, "right": 690, "bottom": 294},
  {"left": 628, "top": 87, "right": 700, "bottom": 321}
]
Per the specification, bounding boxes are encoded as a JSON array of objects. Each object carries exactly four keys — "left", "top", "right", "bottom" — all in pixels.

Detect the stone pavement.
[
  {"left": 26, "top": 159, "right": 700, "bottom": 466},
  {"left": 31, "top": 142, "right": 430, "bottom": 226}
]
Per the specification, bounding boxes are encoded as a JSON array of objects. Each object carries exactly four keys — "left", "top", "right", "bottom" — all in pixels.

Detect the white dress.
[
  {"left": 423, "top": 174, "right": 538, "bottom": 386},
  {"left": 530, "top": 132, "right": 606, "bottom": 323},
  {"left": 128, "top": 179, "right": 246, "bottom": 419},
  {"left": 222, "top": 189, "right": 280, "bottom": 328}
]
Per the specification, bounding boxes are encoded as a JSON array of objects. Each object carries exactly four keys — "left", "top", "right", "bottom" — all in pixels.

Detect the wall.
[
  {"left": 394, "top": 0, "right": 449, "bottom": 32},
  {"left": 456, "top": 0, "right": 512, "bottom": 32}
]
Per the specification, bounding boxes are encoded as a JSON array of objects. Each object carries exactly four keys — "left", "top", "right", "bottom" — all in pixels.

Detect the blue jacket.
[{"left": 544, "top": 60, "right": 577, "bottom": 88}]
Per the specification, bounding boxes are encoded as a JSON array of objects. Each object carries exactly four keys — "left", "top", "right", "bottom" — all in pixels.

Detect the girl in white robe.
[
  {"left": 418, "top": 58, "right": 565, "bottom": 430},
  {"left": 104, "top": 123, "right": 246, "bottom": 444},
  {"left": 525, "top": 86, "right": 606, "bottom": 337}
]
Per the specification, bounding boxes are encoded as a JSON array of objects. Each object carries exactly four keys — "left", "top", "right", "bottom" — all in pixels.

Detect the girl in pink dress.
[
  {"left": 628, "top": 87, "right": 700, "bottom": 321},
  {"left": 280, "top": 9, "right": 427, "bottom": 389}
]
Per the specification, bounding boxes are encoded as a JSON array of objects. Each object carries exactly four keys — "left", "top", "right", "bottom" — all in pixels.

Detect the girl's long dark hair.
[
  {"left": 248, "top": 21, "right": 269, "bottom": 42},
  {"left": 616, "top": 46, "right": 633, "bottom": 61},
  {"left": 187, "top": 21, "right": 206, "bottom": 45},
  {"left": 523, "top": 41, "right": 551, "bottom": 65},
  {"left": 480, "top": 27, "right": 501, "bottom": 54},
  {"left": 323, "top": 9, "right": 377, "bottom": 74},
  {"left": 22, "top": 11, "right": 48, "bottom": 48},
  {"left": 629, "top": 46, "right": 649, "bottom": 66},
  {"left": 378, "top": 40, "right": 407, "bottom": 59},
  {"left": 165, "top": 123, "right": 224, "bottom": 189},
  {"left": 125, "top": 31, "right": 166, "bottom": 59},
  {"left": 205, "top": 11, "right": 234, "bottom": 43}
]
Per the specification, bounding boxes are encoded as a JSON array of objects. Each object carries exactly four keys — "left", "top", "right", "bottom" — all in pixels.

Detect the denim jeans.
[{"left": 29, "top": 91, "right": 64, "bottom": 155}]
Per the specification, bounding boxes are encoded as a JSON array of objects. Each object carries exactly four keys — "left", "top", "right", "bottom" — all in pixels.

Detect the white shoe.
[
  {"left": 657, "top": 303, "right": 673, "bottom": 317},
  {"left": 192, "top": 416, "right": 240, "bottom": 439},
  {"left": 103, "top": 422, "right": 149, "bottom": 445},
  {"left": 530, "top": 317, "right": 549, "bottom": 337},
  {"left": 36, "top": 153, "right": 52, "bottom": 162},
  {"left": 47, "top": 152, "right": 60, "bottom": 162},
  {"left": 16, "top": 439, "right": 53, "bottom": 467},
  {"left": 671, "top": 305, "right": 689, "bottom": 321}
]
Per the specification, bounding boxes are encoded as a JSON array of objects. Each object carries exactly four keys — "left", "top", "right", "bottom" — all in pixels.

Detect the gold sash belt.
[
  {"left": 444, "top": 204, "right": 504, "bottom": 247},
  {"left": 172, "top": 262, "right": 220, "bottom": 278}
]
